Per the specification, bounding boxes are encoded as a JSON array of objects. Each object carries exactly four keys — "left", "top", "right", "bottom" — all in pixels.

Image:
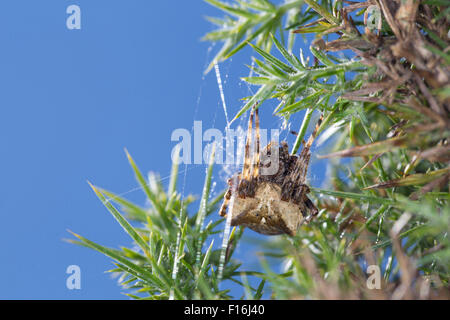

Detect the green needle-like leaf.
[
  {"left": 69, "top": 230, "right": 154, "bottom": 281},
  {"left": 87, "top": 182, "right": 151, "bottom": 256},
  {"left": 311, "top": 187, "right": 396, "bottom": 205}
]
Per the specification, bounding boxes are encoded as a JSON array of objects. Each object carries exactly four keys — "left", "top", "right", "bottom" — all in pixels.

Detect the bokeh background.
[{"left": 0, "top": 0, "right": 327, "bottom": 299}]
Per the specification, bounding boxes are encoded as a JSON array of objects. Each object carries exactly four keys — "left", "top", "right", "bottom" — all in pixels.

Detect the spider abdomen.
[{"left": 227, "top": 182, "right": 309, "bottom": 236}]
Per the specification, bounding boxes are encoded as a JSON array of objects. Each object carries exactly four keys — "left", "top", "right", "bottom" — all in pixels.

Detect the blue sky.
[{"left": 0, "top": 1, "right": 328, "bottom": 299}]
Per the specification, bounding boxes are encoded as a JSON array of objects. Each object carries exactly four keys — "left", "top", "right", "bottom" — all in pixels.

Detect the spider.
[{"left": 219, "top": 106, "right": 322, "bottom": 236}]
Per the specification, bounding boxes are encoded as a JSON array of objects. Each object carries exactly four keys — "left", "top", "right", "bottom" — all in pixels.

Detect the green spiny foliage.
[
  {"left": 201, "top": 0, "right": 449, "bottom": 299},
  {"left": 71, "top": 0, "right": 449, "bottom": 299},
  {"left": 68, "top": 147, "right": 255, "bottom": 299}
]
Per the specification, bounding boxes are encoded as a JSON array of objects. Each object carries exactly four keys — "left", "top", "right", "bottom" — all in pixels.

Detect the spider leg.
[
  {"left": 219, "top": 188, "right": 232, "bottom": 217},
  {"left": 281, "top": 168, "right": 303, "bottom": 202},
  {"left": 283, "top": 153, "right": 311, "bottom": 203},
  {"left": 296, "top": 113, "right": 323, "bottom": 181},
  {"left": 282, "top": 114, "right": 323, "bottom": 201},
  {"left": 297, "top": 196, "right": 319, "bottom": 227},
  {"left": 242, "top": 108, "right": 254, "bottom": 180},
  {"left": 298, "top": 113, "right": 323, "bottom": 160},
  {"left": 304, "top": 196, "right": 319, "bottom": 216},
  {"left": 252, "top": 107, "right": 260, "bottom": 179}
]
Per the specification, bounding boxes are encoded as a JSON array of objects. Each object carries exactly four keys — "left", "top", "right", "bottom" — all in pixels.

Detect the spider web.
[
  {"left": 97, "top": 44, "right": 216, "bottom": 299},
  {"left": 212, "top": 60, "right": 246, "bottom": 285},
  {"left": 169, "top": 44, "right": 216, "bottom": 300}
]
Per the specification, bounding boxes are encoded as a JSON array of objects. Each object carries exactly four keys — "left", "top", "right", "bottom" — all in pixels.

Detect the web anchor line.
[{"left": 214, "top": 61, "right": 230, "bottom": 128}]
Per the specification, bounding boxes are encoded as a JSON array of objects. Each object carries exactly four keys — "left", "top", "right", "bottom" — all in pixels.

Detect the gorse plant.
[
  {"left": 70, "top": 0, "right": 449, "bottom": 299},
  {"left": 68, "top": 147, "right": 258, "bottom": 299}
]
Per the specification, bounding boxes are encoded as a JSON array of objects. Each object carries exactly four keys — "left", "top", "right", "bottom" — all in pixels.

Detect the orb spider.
[{"left": 219, "top": 106, "right": 322, "bottom": 236}]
